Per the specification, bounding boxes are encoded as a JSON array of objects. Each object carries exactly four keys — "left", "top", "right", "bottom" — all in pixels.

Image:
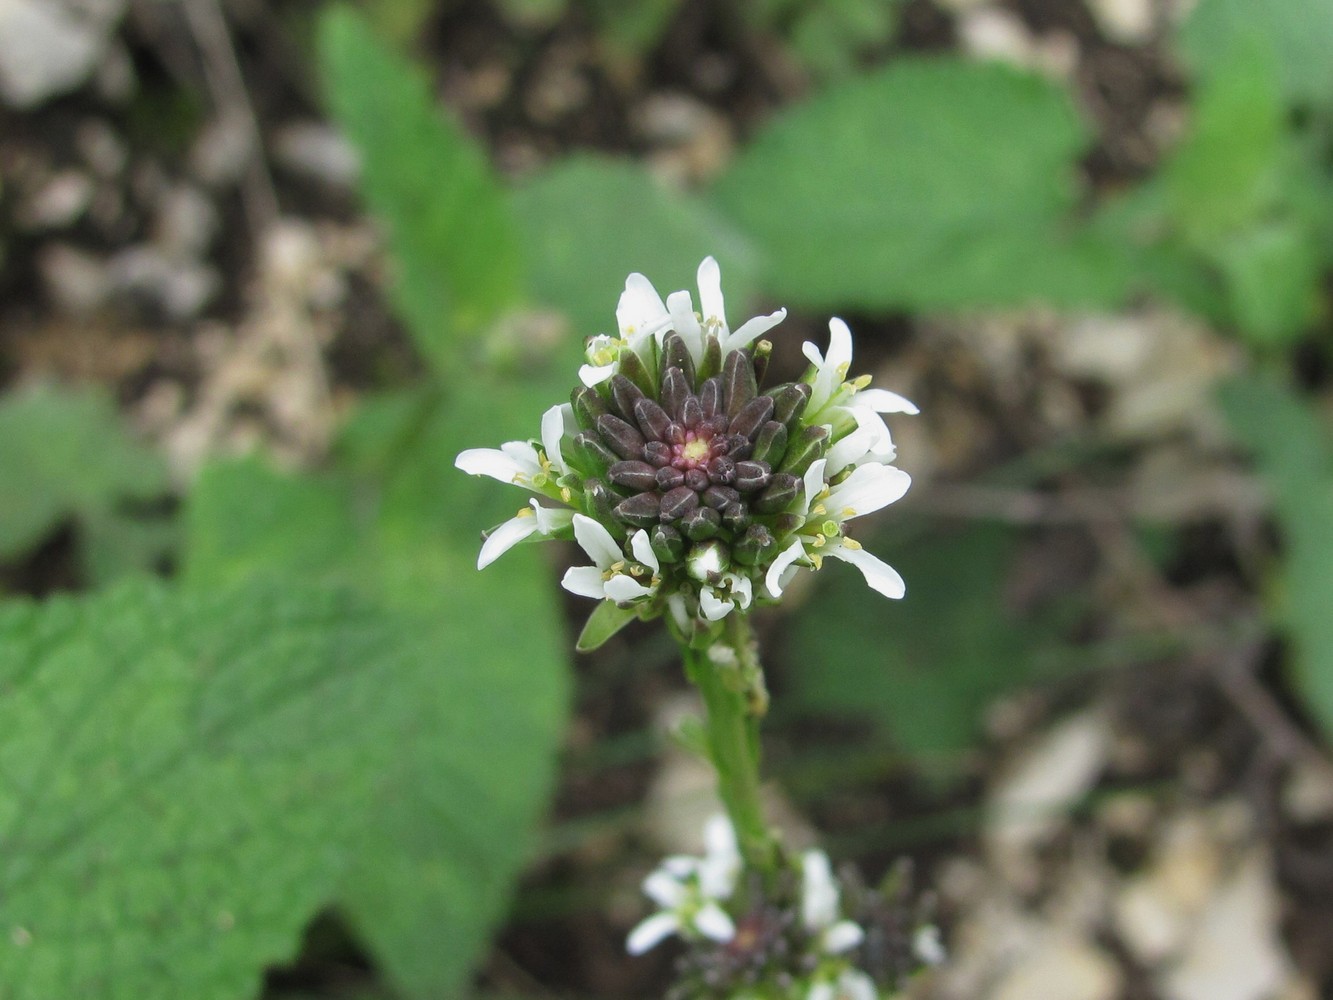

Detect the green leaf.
[
  {"left": 511, "top": 155, "right": 760, "bottom": 338},
  {"left": 1160, "top": 42, "right": 1285, "bottom": 245},
  {"left": 786, "top": 0, "right": 900, "bottom": 80},
  {"left": 1217, "top": 376, "right": 1333, "bottom": 739},
  {"left": 1179, "top": 0, "right": 1333, "bottom": 110},
  {"left": 0, "top": 577, "right": 562, "bottom": 1000},
  {"left": 182, "top": 386, "right": 571, "bottom": 997},
  {"left": 712, "top": 58, "right": 1132, "bottom": 311},
  {"left": 576, "top": 600, "right": 639, "bottom": 652},
  {"left": 0, "top": 384, "right": 170, "bottom": 583},
  {"left": 318, "top": 4, "right": 524, "bottom": 373},
  {"left": 1215, "top": 221, "right": 1321, "bottom": 345},
  {"left": 785, "top": 524, "right": 1057, "bottom": 767}
]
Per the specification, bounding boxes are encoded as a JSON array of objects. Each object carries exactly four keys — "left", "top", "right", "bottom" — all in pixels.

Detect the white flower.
[
  {"left": 477, "top": 500, "right": 575, "bottom": 570},
  {"left": 455, "top": 403, "right": 574, "bottom": 488},
  {"left": 561, "top": 515, "right": 659, "bottom": 604},
  {"left": 913, "top": 925, "right": 946, "bottom": 966},
  {"left": 626, "top": 814, "right": 741, "bottom": 955},
  {"left": 802, "top": 850, "right": 866, "bottom": 957},
  {"left": 808, "top": 969, "right": 878, "bottom": 1000},
  {"left": 699, "top": 573, "right": 754, "bottom": 621},
  {"left": 696, "top": 256, "right": 787, "bottom": 357},
  {"left": 765, "top": 458, "right": 910, "bottom": 601}
]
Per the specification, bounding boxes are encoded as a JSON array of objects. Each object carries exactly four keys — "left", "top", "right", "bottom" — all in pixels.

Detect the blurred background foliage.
[{"left": 1, "top": 0, "right": 1332, "bottom": 997}]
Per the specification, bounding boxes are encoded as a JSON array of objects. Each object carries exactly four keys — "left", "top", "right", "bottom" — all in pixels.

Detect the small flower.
[
  {"left": 456, "top": 258, "right": 915, "bottom": 638},
  {"left": 808, "top": 968, "right": 878, "bottom": 1000},
  {"left": 802, "top": 850, "right": 866, "bottom": 957},
  {"left": 627, "top": 815, "right": 741, "bottom": 955}
]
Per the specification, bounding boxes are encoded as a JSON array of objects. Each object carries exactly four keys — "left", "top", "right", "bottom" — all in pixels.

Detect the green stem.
[{"left": 682, "top": 614, "right": 779, "bottom": 874}]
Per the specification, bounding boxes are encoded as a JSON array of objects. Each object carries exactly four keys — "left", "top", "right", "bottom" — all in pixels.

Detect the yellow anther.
[
  {"left": 851, "top": 374, "right": 872, "bottom": 390},
  {"left": 810, "top": 503, "right": 827, "bottom": 517},
  {"left": 841, "top": 538, "right": 863, "bottom": 550},
  {"left": 560, "top": 487, "right": 573, "bottom": 503},
  {"left": 841, "top": 506, "right": 857, "bottom": 518},
  {"left": 516, "top": 506, "right": 535, "bottom": 519}
]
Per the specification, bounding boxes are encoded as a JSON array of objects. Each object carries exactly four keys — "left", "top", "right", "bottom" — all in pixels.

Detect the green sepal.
[
  {"left": 618, "top": 344, "right": 658, "bottom": 398},
  {"left": 697, "top": 334, "right": 723, "bottom": 383},
  {"left": 576, "top": 600, "right": 639, "bottom": 652},
  {"left": 778, "top": 424, "right": 830, "bottom": 475}
]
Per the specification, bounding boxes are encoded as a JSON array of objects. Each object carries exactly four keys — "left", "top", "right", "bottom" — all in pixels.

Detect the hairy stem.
[{"left": 683, "top": 614, "right": 778, "bottom": 873}]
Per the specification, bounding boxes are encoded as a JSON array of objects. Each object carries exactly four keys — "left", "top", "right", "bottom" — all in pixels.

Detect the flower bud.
[{"left": 687, "top": 540, "right": 729, "bottom": 582}]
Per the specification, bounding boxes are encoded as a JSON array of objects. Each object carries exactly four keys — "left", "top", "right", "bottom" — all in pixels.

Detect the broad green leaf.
[
  {"left": 183, "top": 385, "right": 570, "bottom": 997},
  {"left": 1179, "top": 0, "right": 1333, "bottom": 110},
  {"left": 1215, "top": 221, "right": 1321, "bottom": 346},
  {"left": 713, "top": 58, "right": 1133, "bottom": 311},
  {"left": 785, "top": 524, "right": 1059, "bottom": 768},
  {"left": 1217, "top": 376, "right": 1333, "bottom": 738},
  {"left": 0, "top": 577, "right": 561, "bottom": 1000},
  {"left": 787, "top": 0, "right": 900, "bottom": 80},
  {"left": 0, "top": 384, "right": 170, "bottom": 583},
  {"left": 1160, "top": 43, "right": 1284, "bottom": 244},
  {"left": 319, "top": 5, "right": 524, "bottom": 373},
  {"left": 511, "top": 155, "right": 760, "bottom": 338}
]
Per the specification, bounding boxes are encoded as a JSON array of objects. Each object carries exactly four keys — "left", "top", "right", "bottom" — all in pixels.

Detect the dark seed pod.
[
  {"left": 684, "top": 468, "right": 710, "bottom": 492},
  {"left": 723, "top": 434, "right": 753, "bottom": 461},
  {"left": 681, "top": 506, "right": 722, "bottom": 541},
  {"left": 721, "top": 502, "right": 750, "bottom": 532},
  {"left": 660, "top": 367, "right": 691, "bottom": 420},
  {"left": 655, "top": 466, "right": 686, "bottom": 491},
  {"left": 697, "top": 334, "right": 723, "bottom": 382},
  {"left": 651, "top": 524, "right": 685, "bottom": 563},
  {"left": 609, "top": 460, "right": 659, "bottom": 492},
  {"left": 614, "top": 492, "right": 662, "bottom": 527},
  {"left": 754, "top": 473, "right": 802, "bottom": 514},
  {"left": 633, "top": 397, "right": 673, "bottom": 442},
  {"left": 706, "top": 413, "right": 730, "bottom": 436},
  {"left": 770, "top": 382, "right": 813, "bottom": 428},
  {"left": 771, "top": 513, "right": 804, "bottom": 536},
  {"left": 660, "top": 485, "right": 701, "bottom": 522},
  {"left": 703, "top": 485, "right": 741, "bottom": 510},
  {"left": 750, "top": 421, "right": 788, "bottom": 466},
  {"left": 574, "top": 431, "right": 617, "bottom": 475},
  {"left": 734, "top": 525, "right": 776, "bottom": 566},
  {"left": 707, "top": 456, "right": 736, "bottom": 485},
  {"left": 698, "top": 377, "right": 723, "bottom": 420},
  {"left": 723, "top": 350, "right": 758, "bottom": 418},
  {"left": 681, "top": 395, "right": 704, "bottom": 430},
  {"left": 779, "top": 425, "right": 830, "bottom": 476},
  {"left": 644, "top": 441, "right": 673, "bottom": 467},
  {"left": 660, "top": 334, "right": 696, "bottom": 388},
  {"left": 571, "top": 386, "right": 609, "bottom": 432},
  {"left": 734, "top": 461, "right": 771, "bottom": 492},
  {"left": 617, "top": 346, "right": 657, "bottom": 398},
  {"left": 597, "top": 414, "right": 646, "bottom": 460},
  {"left": 729, "top": 395, "right": 775, "bottom": 440},
  {"left": 610, "top": 374, "right": 647, "bottom": 423}
]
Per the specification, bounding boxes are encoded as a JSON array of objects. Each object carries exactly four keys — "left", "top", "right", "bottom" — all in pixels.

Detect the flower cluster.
[
  {"left": 456, "top": 258, "right": 916, "bottom": 638},
  {"left": 631, "top": 817, "right": 940, "bottom": 1000}
]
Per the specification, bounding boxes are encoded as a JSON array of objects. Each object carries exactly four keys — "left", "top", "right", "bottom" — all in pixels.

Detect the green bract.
[{"left": 456, "top": 258, "right": 917, "bottom": 646}]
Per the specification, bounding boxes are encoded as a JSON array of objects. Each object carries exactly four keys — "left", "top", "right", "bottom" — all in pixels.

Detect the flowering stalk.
[{"left": 456, "top": 258, "right": 932, "bottom": 996}]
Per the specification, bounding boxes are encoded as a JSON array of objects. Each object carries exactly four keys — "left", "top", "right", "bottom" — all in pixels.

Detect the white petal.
[
  {"left": 914, "top": 925, "right": 946, "bottom": 965},
  {"left": 856, "top": 387, "right": 919, "bottom": 415},
  {"left": 825, "top": 464, "right": 911, "bottom": 520},
  {"left": 694, "top": 902, "right": 736, "bottom": 943},
  {"left": 726, "top": 573, "right": 753, "bottom": 611},
  {"left": 667, "top": 594, "right": 690, "bottom": 632},
  {"left": 807, "top": 983, "right": 835, "bottom": 1000},
  {"left": 667, "top": 288, "right": 703, "bottom": 361},
  {"left": 626, "top": 911, "right": 680, "bottom": 955},
  {"left": 618, "top": 273, "right": 669, "bottom": 349},
  {"left": 826, "top": 426, "right": 874, "bottom": 475},
  {"left": 477, "top": 512, "right": 539, "bottom": 569},
  {"left": 699, "top": 586, "right": 734, "bottom": 621},
  {"left": 572, "top": 513, "right": 623, "bottom": 570},
  {"left": 725, "top": 308, "right": 787, "bottom": 354},
  {"left": 643, "top": 869, "right": 687, "bottom": 908},
  {"left": 579, "top": 362, "right": 617, "bottom": 387},
  {"left": 825, "top": 544, "right": 906, "bottom": 599},
  {"left": 530, "top": 500, "right": 574, "bottom": 534},
  {"left": 703, "top": 814, "right": 737, "bottom": 859},
  {"left": 809, "top": 318, "right": 854, "bottom": 412},
  {"left": 561, "top": 566, "right": 609, "bottom": 600},
  {"left": 629, "top": 530, "right": 659, "bottom": 574},
  {"left": 802, "top": 339, "right": 826, "bottom": 368},
  {"left": 697, "top": 256, "right": 726, "bottom": 333},
  {"left": 802, "top": 850, "right": 839, "bottom": 931},
  {"left": 838, "top": 969, "right": 878, "bottom": 1000},
  {"left": 766, "top": 539, "right": 807, "bottom": 599},
  {"left": 541, "top": 404, "right": 568, "bottom": 475},
  {"left": 799, "top": 458, "right": 828, "bottom": 517},
  {"left": 822, "top": 920, "right": 865, "bottom": 954},
  {"left": 455, "top": 448, "right": 526, "bottom": 484},
  {"left": 604, "top": 574, "right": 653, "bottom": 603}
]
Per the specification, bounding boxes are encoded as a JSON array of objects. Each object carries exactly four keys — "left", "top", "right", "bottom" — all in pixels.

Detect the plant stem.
[{"left": 683, "top": 614, "right": 779, "bottom": 874}]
